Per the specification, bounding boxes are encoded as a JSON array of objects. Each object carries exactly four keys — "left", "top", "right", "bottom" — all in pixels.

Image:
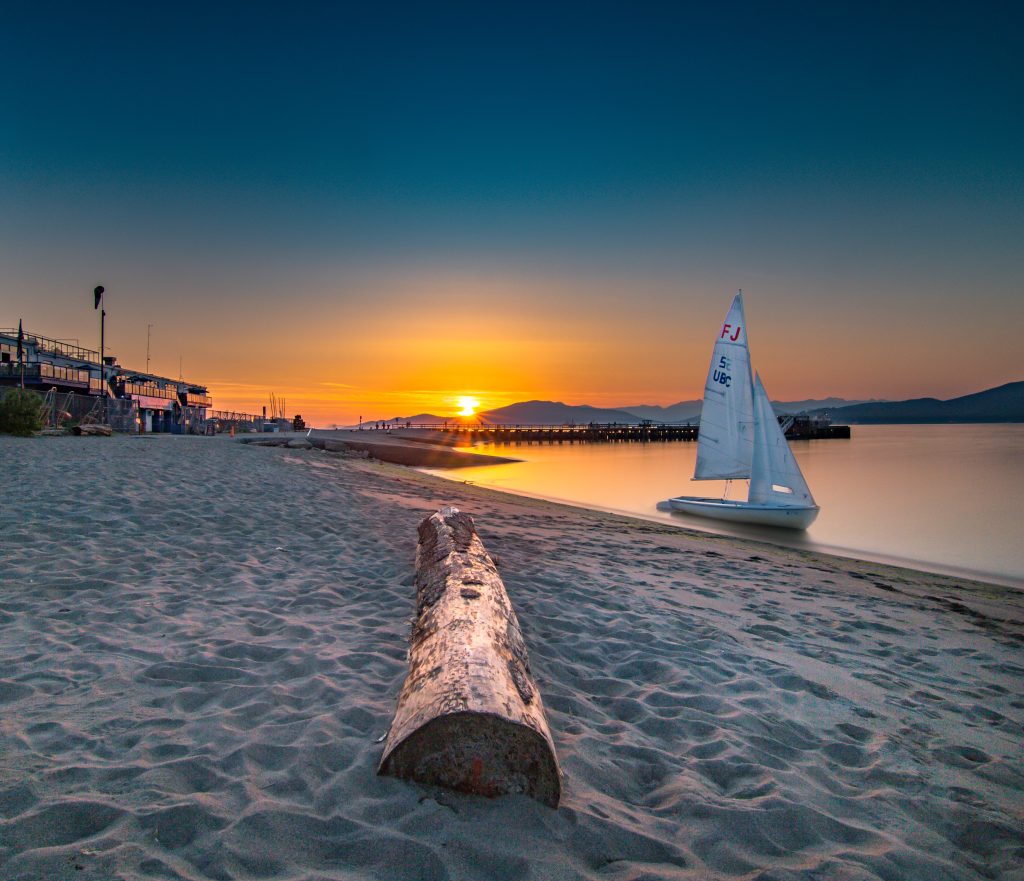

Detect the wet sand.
[
  {"left": 241, "top": 430, "right": 520, "bottom": 468},
  {"left": 1, "top": 434, "right": 1022, "bottom": 880}
]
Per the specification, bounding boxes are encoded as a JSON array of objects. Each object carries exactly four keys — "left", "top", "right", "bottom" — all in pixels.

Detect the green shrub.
[{"left": 0, "top": 388, "right": 44, "bottom": 436}]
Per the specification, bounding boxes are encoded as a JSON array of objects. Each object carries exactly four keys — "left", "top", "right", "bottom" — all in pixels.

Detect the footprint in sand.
[
  {"left": 835, "top": 722, "right": 874, "bottom": 742},
  {"left": 933, "top": 744, "right": 992, "bottom": 768},
  {"left": 821, "top": 741, "right": 875, "bottom": 768},
  {"left": 770, "top": 672, "right": 838, "bottom": 700}
]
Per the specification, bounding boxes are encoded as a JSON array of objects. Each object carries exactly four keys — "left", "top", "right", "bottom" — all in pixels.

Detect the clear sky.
[{"left": 2, "top": 1, "right": 1021, "bottom": 424}]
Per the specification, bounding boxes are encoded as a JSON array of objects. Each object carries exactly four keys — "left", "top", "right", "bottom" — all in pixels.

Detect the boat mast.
[{"left": 739, "top": 289, "right": 756, "bottom": 500}]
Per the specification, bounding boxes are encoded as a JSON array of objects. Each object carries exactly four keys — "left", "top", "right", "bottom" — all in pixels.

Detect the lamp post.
[
  {"left": 16, "top": 319, "right": 24, "bottom": 389},
  {"left": 94, "top": 285, "right": 106, "bottom": 421},
  {"left": 95, "top": 286, "right": 105, "bottom": 376}
]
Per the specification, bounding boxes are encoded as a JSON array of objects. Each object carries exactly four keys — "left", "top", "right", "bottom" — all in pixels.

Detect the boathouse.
[{"left": 0, "top": 326, "right": 212, "bottom": 433}]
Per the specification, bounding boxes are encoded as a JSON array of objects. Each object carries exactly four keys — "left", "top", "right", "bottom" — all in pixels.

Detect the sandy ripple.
[{"left": 1, "top": 435, "right": 1022, "bottom": 880}]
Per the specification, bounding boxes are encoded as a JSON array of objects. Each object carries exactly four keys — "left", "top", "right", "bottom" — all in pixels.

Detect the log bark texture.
[
  {"left": 379, "top": 506, "right": 561, "bottom": 807},
  {"left": 74, "top": 424, "right": 112, "bottom": 436}
]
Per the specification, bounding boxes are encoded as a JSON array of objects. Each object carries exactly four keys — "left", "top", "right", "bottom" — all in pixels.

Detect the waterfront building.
[{"left": 0, "top": 326, "right": 212, "bottom": 433}]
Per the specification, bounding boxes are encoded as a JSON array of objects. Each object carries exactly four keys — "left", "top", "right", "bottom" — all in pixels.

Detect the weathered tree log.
[
  {"left": 73, "top": 423, "right": 112, "bottom": 436},
  {"left": 379, "top": 506, "right": 561, "bottom": 807}
]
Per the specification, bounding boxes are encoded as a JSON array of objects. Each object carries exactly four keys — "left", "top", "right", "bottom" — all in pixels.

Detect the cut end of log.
[{"left": 379, "top": 711, "right": 561, "bottom": 808}]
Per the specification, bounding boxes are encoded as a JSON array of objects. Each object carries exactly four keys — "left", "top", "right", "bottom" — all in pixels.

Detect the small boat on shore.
[{"left": 663, "top": 291, "right": 819, "bottom": 530}]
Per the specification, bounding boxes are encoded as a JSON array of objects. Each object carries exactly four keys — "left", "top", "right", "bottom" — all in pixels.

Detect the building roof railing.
[
  {"left": 2, "top": 324, "right": 214, "bottom": 410},
  {"left": 0, "top": 328, "right": 100, "bottom": 364},
  {"left": 113, "top": 368, "right": 208, "bottom": 393},
  {"left": 0, "top": 330, "right": 210, "bottom": 394},
  {"left": 210, "top": 410, "right": 266, "bottom": 422}
]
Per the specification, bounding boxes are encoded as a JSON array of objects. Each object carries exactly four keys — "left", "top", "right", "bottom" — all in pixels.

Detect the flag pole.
[
  {"left": 17, "top": 319, "right": 24, "bottom": 389},
  {"left": 94, "top": 285, "right": 106, "bottom": 421}
]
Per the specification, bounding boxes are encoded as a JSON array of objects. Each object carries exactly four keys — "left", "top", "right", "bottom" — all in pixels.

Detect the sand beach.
[
  {"left": 245, "top": 429, "right": 521, "bottom": 468},
  {"left": 1, "top": 434, "right": 1022, "bottom": 880}
]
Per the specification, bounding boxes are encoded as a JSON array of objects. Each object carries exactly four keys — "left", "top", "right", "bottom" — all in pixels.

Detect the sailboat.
[{"left": 664, "top": 291, "right": 819, "bottom": 529}]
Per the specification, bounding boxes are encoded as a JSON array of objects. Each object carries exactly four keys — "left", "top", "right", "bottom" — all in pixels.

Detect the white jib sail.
[
  {"left": 693, "top": 291, "right": 755, "bottom": 480},
  {"left": 748, "top": 373, "right": 816, "bottom": 507}
]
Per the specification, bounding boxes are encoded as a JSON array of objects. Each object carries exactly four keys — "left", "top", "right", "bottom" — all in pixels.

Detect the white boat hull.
[{"left": 666, "top": 496, "right": 819, "bottom": 530}]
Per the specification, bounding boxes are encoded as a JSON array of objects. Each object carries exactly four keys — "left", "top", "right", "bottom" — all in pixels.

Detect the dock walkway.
[{"left": 387, "top": 422, "right": 850, "bottom": 443}]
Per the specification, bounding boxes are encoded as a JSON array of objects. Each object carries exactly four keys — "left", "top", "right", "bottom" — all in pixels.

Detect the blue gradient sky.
[{"left": 3, "top": 1, "right": 1022, "bottom": 422}]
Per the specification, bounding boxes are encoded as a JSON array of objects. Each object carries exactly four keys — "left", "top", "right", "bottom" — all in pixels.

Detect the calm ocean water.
[{"left": 426, "top": 424, "right": 1024, "bottom": 588}]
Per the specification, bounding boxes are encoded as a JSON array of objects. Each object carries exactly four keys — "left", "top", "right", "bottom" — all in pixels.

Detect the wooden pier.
[
  {"left": 390, "top": 421, "right": 850, "bottom": 443},
  {"left": 443, "top": 424, "right": 698, "bottom": 443},
  {"left": 785, "top": 423, "right": 851, "bottom": 440}
]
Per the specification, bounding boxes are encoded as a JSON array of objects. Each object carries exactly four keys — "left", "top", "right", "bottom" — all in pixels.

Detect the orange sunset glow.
[
  {"left": 457, "top": 396, "right": 481, "bottom": 416},
  {"left": 134, "top": 266, "right": 1019, "bottom": 427},
  {"left": 13, "top": 266, "right": 1014, "bottom": 430}
]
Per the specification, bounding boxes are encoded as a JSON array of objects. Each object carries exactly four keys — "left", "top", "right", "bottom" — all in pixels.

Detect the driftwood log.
[
  {"left": 379, "top": 507, "right": 561, "bottom": 807},
  {"left": 73, "top": 424, "right": 112, "bottom": 436}
]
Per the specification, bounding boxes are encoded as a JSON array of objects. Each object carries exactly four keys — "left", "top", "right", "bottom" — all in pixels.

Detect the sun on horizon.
[{"left": 456, "top": 396, "right": 480, "bottom": 417}]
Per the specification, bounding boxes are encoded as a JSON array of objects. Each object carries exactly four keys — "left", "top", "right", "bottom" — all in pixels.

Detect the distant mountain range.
[
  {"left": 372, "top": 397, "right": 872, "bottom": 427},
  {"left": 624, "top": 397, "right": 874, "bottom": 423},
  {"left": 360, "top": 402, "right": 641, "bottom": 427},
  {"left": 479, "top": 400, "right": 641, "bottom": 425},
  {"left": 381, "top": 413, "right": 445, "bottom": 426},
  {"left": 362, "top": 382, "right": 1022, "bottom": 428},
  {"left": 480, "top": 397, "right": 876, "bottom": 425},
  {"left": 820, "top": 381, "right": 1024, "bottom": 424}
]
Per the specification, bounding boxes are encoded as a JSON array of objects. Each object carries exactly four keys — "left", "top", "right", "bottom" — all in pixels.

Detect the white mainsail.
[
  {"left": 748, "top": 374, "right": 816, "bottom": 507},
  {"left": 693, "top": 291, "right": 754, "bottom": 480}
]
